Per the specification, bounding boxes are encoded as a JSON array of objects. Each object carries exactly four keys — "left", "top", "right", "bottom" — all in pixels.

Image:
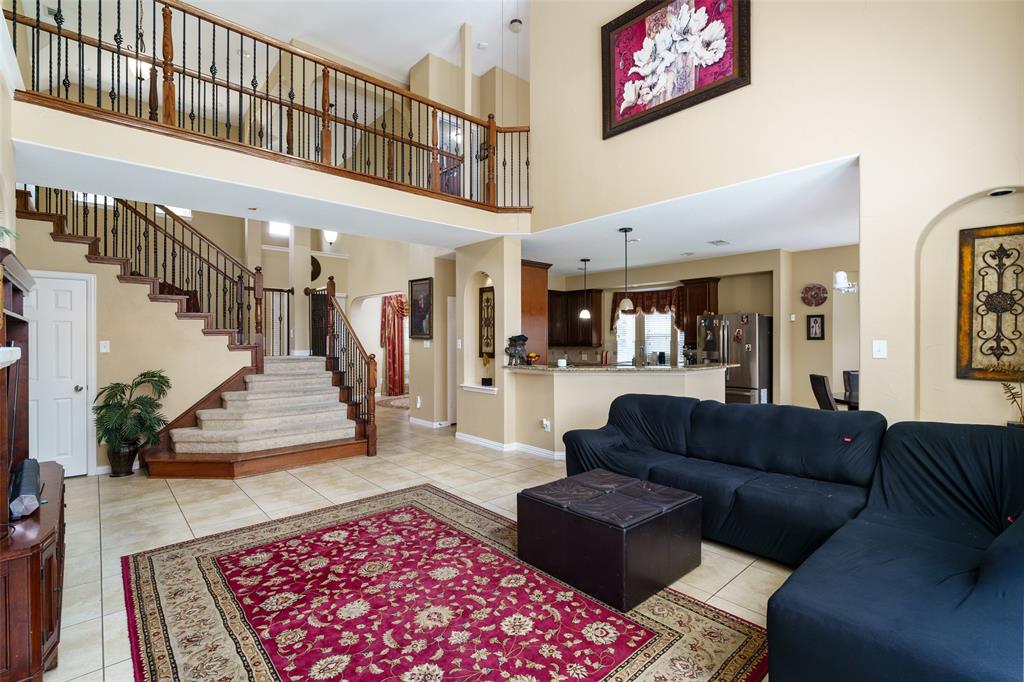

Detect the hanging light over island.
[
  {"left": 579, "top": 258, "right": 592, "bottom": 319},
  {"left": 618, "top": 227, "right": 634, "bottom": 312}
]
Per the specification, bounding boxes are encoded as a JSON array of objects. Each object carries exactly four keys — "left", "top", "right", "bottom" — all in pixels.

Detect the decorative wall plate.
[{"left": 800, "top": 283, "right": 829, "bottom": 307}]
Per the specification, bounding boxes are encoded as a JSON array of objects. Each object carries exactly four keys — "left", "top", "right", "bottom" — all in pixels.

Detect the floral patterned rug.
[
  {"left": 378, "top": 395, "right": 410, "bottom": 409},
  {"left": 122, "top": 485, "right": 768, "bottom": 681}
]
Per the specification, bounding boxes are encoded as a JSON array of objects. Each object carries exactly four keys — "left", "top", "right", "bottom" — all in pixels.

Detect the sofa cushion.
[
  {"left": 569, "top": 443, "right": 681, "bottom": 481},
  {"left": 649, "top": 458, "right": 762, "bottom": 536},
  {"left": 768, "top": 518, "right": 1022, "bottom": 682},
  {"left": 607, "top": 394, "right": 699, "bottom": 456},
  {"left": 719, "top": 473, "right": 867, "bottom": 565},
  {"left": 869, "top": 421, "right": 1024, "bottom": 542},
  {"left": 688, "top": 401, "right": 887, "bottom": 487}
]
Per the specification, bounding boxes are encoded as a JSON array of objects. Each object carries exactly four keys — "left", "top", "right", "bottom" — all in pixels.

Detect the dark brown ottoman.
[{"left": 516, "top": 468, "right": 701, "bottom": 611}]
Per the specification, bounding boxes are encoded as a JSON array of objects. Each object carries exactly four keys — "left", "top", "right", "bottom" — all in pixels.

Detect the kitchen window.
[
  {"left": 615, "top": 313, "right": 636, "bottom": 365},
  {"left": 644, "top": 312, "right": 673, "bottom": 364}
]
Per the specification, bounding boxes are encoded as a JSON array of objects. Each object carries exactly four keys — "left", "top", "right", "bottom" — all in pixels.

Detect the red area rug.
[{"left": 123, "top": 485, "right": 767, "bottom": 681}]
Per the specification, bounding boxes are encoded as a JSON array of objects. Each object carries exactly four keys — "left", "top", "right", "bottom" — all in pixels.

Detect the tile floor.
[{"left": 47, "top": 405, "right": 788, "bottom": 681}]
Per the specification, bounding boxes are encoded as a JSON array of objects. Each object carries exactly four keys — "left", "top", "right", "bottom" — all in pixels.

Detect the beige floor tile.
[
  {"left": 426, "top": 466, "right": 493, "bottom": 488},
  {"left": 457, "top": 477, "right": 525, "bottom": 501},
  {"left": 101, "top": 660, "right": 136, "bottom": 682},
  {"left": 495, "top": 468, "right": 560, "bottom": 488},
  {"left": 102, "top": 575, "right": 126, "bottom": 615},
  {"left": 707, "top": 595, "right": 768, "bottom": 627},
  {"left": 60, "top": 671, "right": 105, "bottom": 682},
  {"left": 669, "top": 579, "right": 714, "bottom": 602},
  {"left": 487, "top": 493, "right": 519, "bottom": 513},
  {"left": 64, "top": 551, "right": 102, "bottom": 588},
  {"left": 189, "top": 510, "right": 271, "bottom": 538},
  {"left": 676, "top": 548, "right": 753, "bottom": 594},
  {"left": 65, "top": 523, "right": 101, "bottom": 558},
  {"left": 715, "top": 565, "right": 788, "bottom": 616},
  {"left": 751, "top": 556, "right": 794, "bottom": 578},
  {"left": 103, "top": 610, "right": 131, "bottom": 666},
  {"left": 43, "top": 617, "right": 103, "bottom": 682},
  {"left": 702, "top": 539, "right": 761, "bottom": 564},
  {"left": 264, "top": 497, "right": 336, "bottom": 519},
  {"left": 60, "top": 581, "right": 103, "bottom": 627}
]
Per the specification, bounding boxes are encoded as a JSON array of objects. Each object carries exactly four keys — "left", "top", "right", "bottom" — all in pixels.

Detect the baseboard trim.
[
  {"left": 454, "top": 432, "right": 565, "bottom": 460},
  {"left": 409, "top": 417, "right": 452, "bottom": 429},
  {"left": 290, "top": 349, "right": 312, "bottom": 357}
]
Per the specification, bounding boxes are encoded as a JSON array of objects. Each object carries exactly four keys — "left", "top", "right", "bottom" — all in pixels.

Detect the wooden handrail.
[
  {"left": 2, "top": 9, "right": 468, "bottom": 164},
  {"left": 114, "top": 200, "right": 246, "bottom": 283},
  {"left": 155, "top": 204, "right": 254, "bottom": 276},
  {"left": 158, "top": 0, "right": 492, "bottom": 128}
]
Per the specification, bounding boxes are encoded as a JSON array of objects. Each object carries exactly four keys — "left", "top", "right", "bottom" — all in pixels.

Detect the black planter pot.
[{"left": 108, "top": 442, "right": 140, "bottom": 477}]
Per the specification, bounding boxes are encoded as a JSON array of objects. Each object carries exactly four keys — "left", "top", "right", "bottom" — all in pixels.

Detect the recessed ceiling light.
[
  {"left": 989, "top": 188, "right": 1016, "bottom": 197},
  {"left": 681, "top": 252, "right": 695, "bottom": 257},
  {"left": 708, "top": 240, "right": 730, "bottom": 247},
  {"left": 247, "top": 207, "right": 258, "bottom": 211}
]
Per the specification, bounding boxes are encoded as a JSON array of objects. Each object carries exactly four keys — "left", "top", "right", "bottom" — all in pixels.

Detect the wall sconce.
[
  {"left": 323, "top": 230, "right": 338, "bottom": 246},
  {"left": 834, "top": 270, "right": 858, "bottom": 294}
]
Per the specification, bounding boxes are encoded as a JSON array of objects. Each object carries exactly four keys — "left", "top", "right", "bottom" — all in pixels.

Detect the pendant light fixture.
[
  {"left": 618, "top": 227, "right": 634, "bottom": 312},
  {"left": 579, "top": 258, "right": 592, "bottom": 319}
]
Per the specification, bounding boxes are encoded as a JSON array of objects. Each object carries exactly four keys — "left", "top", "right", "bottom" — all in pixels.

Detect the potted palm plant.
[
  {"left": 1001, "top": 369, "right": 1024, "bottom": 428},
  {"left": 93, "top": 370, "right": 171, "bottom": 477}
]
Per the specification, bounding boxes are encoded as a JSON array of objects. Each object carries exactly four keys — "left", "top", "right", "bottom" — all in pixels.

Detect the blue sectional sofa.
[{"left": 564, "top": 395, "right": 1024, "bottom": 682}]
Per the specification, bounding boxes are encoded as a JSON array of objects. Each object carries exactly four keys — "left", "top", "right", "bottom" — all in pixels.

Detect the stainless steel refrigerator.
[{"left": 696, "top": 313, "right": 773, "bottom": 404}]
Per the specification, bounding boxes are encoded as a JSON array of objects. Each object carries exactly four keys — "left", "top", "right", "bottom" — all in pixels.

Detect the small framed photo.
[
  {"left": 408, "top": 277, "right": 433, "bottom": 339},
  {"left": 806, "top": 314, "right": 825, "bottom": 341}
]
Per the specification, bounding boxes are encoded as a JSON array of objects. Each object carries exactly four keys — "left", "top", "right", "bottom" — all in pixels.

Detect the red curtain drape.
[
  {"left": 380, "top": 294, "right": 409, "bottom": 396},
  {"left": 610, "top": 287, "right": 684, "bottom": 331}
]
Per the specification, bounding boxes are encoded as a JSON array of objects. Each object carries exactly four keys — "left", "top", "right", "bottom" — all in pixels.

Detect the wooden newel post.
[
  {"left": 286, "top": 107, "right": 294, "bottom": 155},
  {"left": 366, "top": 354, "right": 377, "bottom": 456},
  {"left": 160, "top": 5, "right": 176, "bottom": 126},
  {"left": 325, "top": 276, "right": 338, "bottom": 369},
  {"left": 430, "top": 109, "right": 441, "bottom": 191},
  {"left": 486, "top": 113, "right": 497, "bottom": 206},
  {"left": 234, "top": 273, "right": 245, "bottom": 343},
  {"left": 253, "top": 266, "right": 265, "bottom": 373},
  {"left": 320, "top": 67, "right": 332, "bottom": 165}
]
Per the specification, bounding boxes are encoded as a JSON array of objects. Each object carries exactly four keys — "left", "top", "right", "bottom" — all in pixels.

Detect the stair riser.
[
  {"left": 198, "top": 410, "right": 348, "bottom": 431},
  {"left": 245, "top": 371, "right": 332, "bottom": 384},
  {"left": 244, "top": 377, "right": 335, "bottom": 392},
  {"left": 173, "top": 427, "right": 357, "bottom": 454},
  {"left": 221, "top": 391, "right": 339, "bottom": 406},
  {"left": 263, "top": 360, "right": 327, "bottom": 374}
]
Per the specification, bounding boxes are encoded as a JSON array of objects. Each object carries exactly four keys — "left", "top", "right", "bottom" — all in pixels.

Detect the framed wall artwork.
[
  {"left": 408, "top": 277, "right": 433, "bottom": 340},
  {"left": 601, "top": 0, "right": 751, "bottom": 139},
  {"left": 479, "top": 286, "right": 496, "bottom": 358},
  {"left": 807, "top": 314, "right": 825, "bottom": 341},
  {"left": 957, "top": 223, "right": 1024, "bottom": 380}
]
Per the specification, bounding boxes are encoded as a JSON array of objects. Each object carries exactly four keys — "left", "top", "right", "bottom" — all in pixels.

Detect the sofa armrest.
[{"left": 563, "top": 425, "right": 626, "bottom": 476}]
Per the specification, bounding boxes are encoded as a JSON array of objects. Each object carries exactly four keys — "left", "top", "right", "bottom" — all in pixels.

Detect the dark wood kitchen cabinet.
[
  {"left": 549, "top": 289, "right": 603, "bottom": 347},
  {"left": 679, "top": 277, "right": 719, "bottom": 348},
  {"left": 521, "top": 260, "right": 552, "bottom": 360}
]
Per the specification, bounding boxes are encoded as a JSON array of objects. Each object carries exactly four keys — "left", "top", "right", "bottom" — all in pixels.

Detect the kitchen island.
[{"left": 506, "top": 364, "right": 734, "bottom": 458}]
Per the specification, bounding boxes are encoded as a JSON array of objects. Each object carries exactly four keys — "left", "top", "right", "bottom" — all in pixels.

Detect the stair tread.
[
  {"left": 246, "top": 370, "right": 331, "bottom": 381},
  {"left": 197, "top": 403, "right": 347, "bottom": 420},
  {"left": 171, "top": 427, "right": 358, "bottom": 454},
  {"left": 171, "top": 420, "right": 356, "bottom": 442},
  {"left": 221, "top": 387, "right": 340, "bottom": 401}
]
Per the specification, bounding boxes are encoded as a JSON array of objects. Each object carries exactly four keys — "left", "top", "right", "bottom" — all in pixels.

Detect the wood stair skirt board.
[{"left": 144, "top": 438, "right": 368, "bottom": 479}]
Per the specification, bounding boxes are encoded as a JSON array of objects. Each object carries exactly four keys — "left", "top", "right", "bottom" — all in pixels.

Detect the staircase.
[
  {"left": 18, "top": 186, "right": 376, "bottom": 478},
  {"left": 169, "top": 357, "right": 356, "bottom": 453}
]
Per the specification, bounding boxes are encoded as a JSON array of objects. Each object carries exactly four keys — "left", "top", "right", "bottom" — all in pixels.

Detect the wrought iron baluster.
[{"left": 236, "top": 28, "right": 242, "bottom": 143}]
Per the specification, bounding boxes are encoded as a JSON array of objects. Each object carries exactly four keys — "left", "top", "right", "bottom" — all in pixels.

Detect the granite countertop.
[{"left": 506, "top": 363, "right": 738, "bottom": 374}]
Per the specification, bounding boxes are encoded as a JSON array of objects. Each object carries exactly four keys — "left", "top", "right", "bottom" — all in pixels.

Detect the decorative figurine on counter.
[{"left": 505, "top": 335, "right": 529, "bottom": 366}]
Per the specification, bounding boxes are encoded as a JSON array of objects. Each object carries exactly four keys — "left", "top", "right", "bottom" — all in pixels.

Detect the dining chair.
[
  {"left": 843, "top": 370, "right": 860, "bottom": 394},
  {"left": 810, "top": 374, "right": 839, "bottom": 410}
]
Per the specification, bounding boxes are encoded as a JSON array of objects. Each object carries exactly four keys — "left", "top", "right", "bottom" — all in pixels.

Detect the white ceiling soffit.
[
  {"left": 523, "top": 155, "right": 861, "bottom": 276},
  {"left": 187, "top": 0, "right": 530, "bottom": 82}
]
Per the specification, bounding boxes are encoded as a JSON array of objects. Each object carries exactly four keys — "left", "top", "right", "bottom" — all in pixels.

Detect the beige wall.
[
  {"left": 455, "top": 236, "right": 522, "bottom": 444},
  {"left": 719, "top": 272, "right": 773, "bottom": 315},
  {"left": 476, "top": 67, "right": 530, "bottom": 127},
  {"left": 919, "top": 189, "right": 1024, "bottom": 424},
  {"left": 18, "top": 218, "right": 248, "bottom": 468},
  {"left": 409, "top": 257, "right": 456, "bottom": 425},
  {"left": 789, "top": 246, "right": 859, "bottom": 408},
  {"left": 531, "top": 0, "right": 1024, "bottom": 422}
]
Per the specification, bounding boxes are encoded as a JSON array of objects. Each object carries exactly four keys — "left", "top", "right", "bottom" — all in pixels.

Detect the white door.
[
  {"left": 26, "top": 275, "right": 90, "bottom": 476},
  {"left": 447, "top": 296, "right": 457, "bottom": 425}
]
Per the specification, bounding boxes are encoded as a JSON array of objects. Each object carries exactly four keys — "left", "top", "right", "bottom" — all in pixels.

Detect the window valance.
[{"left": 610, "top": 287, "right": 684, "bottom": 331}]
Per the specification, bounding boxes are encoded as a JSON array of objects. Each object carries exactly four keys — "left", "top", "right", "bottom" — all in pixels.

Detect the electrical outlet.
[
  {"left": 581, "top": 352, "right": 588, "bottom": 361},
  {"left": 872, "top": 339, "right": 888, "bottom": 359},
  {"left": 99, "top": 340, "right": 111, "bottom": 353},
  {"left": 423, "top": 340, "right": 431, "bottom": 349},
  {"left": 457, "top": 338, "right": 462, "bottom": 350},
  {"left": 416, "top": 396, "right": 422, "bottom": 409},
  {"left": 541, "top": 418, "right": 551, "bottom": 432}
]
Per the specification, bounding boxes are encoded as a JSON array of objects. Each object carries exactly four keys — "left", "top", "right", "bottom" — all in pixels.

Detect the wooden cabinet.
[
  {"left": 549, "top": 290, "right": 603, "bottom": 347},
  {"left": 520, "top": 261, "right": 552, "bottom": 360},
  {"left": 679, "top": 277, "right": 719, "bottom": 349},
  {"left": 1, "top": 462, "right": 66, "bottom": 681}
]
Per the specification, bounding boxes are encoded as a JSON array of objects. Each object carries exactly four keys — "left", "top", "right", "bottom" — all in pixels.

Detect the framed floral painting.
[{"left": 602, "top": 0, "right": 751, "bottom": 139}]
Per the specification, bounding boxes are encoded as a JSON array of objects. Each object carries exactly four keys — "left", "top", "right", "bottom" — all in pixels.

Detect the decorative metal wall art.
[
  {"left": 479, "top": 286, "right": 496, "bottom": 358},
  {"left": 957, "top": 223, "right": 1024, "bottom": 380}
]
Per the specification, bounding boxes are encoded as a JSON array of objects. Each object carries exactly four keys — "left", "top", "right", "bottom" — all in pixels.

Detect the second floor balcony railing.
[{"left": 4, "top": 0, "right": 530, "bottom": 211}]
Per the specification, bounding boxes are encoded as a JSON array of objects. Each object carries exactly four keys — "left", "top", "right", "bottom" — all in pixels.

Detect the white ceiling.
[
  {"left": 189, "top": 0, "right": 530, "bottom": 83},
  {"left": 522, "top": 156, "right": 861, "bottom": 275}
]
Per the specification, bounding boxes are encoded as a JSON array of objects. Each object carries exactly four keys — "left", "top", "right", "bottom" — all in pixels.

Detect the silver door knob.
[{"left": 74, "top": 385, "right": 84, "bottom": 393}]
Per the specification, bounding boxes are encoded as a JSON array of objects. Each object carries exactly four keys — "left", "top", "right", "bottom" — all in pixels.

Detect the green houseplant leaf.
[{"left": 93, "top": 369, "right": 171, "bottom": 448}]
